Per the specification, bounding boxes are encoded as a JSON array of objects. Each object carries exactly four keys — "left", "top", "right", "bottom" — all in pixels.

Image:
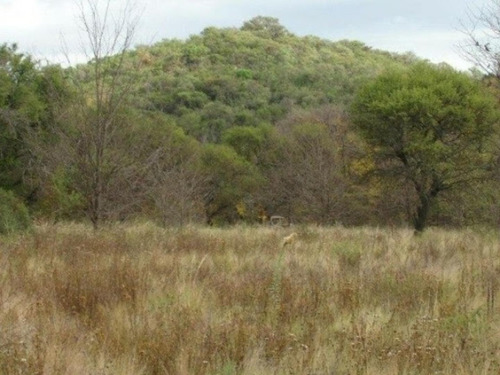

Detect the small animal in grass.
[{"left": 282, "top": 232, "right": 298, "bottom": 247}]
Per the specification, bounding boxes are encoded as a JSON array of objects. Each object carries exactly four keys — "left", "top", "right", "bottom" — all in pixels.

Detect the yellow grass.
[{"left": 0, "top": 223, "right": 499, "bottom": 374}]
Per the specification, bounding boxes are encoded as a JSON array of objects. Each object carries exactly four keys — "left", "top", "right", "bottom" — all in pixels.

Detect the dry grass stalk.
[{"left": 0, "top": 223, "right": 498, "bottom": 374}]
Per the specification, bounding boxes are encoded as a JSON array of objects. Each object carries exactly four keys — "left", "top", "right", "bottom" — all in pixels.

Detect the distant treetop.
[{"left": 241, "top": 16, "right": 292, "bottom": 39}]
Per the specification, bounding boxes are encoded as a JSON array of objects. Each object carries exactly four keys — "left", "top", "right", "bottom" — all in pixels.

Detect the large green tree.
[
  {"left": 0, "top": 44, "right": 44, "bottom": 196},
  {"left": 351, "top": 62, "right": 499, "bottom": 232}
]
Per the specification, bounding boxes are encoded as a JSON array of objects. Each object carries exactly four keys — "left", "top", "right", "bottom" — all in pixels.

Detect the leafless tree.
[
  {"left": 146, "top": 145, "right": 206, "bottom": 227},
  {"left": 50, "top": 0, "right": 143, "bottom": 228},
  {"left": 270, "top": 106, "right": 355, "bottom": 224},
  {"left": 459, "top": 1, "right": 500, "bottom": 230},
  {"left": 460, "top": 0, "right": 500, "bottom": 76}
]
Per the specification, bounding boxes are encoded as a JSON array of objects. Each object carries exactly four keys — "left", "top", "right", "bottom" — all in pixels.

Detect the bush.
[{"left": 0, "top": 188, "right": 31, "bottom": 234}]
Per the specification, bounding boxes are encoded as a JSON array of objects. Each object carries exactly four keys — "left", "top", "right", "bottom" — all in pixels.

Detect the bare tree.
[
  {"left": 53, "top": 0, "right": 143, "bottom": 228},
  {"left": 460, "top": 0, "right": 500, "bottom": 76},
  {"left": 146, "top": 145, "right": 206, "bottom": 227},
  {"left": 270, "top": 106, "right": 355, "bottom": 224},
  {"left": 459, "top": 0, "right": 500, "bottom": 230}
]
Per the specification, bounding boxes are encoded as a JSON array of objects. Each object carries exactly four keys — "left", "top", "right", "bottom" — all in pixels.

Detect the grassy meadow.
[{"left": 0, "top": 223, "right": 499, "bottom": 374}]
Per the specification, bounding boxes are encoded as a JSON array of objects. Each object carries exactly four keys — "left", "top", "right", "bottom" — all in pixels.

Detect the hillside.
[
  {"left": 127, "top": 17, "right": 416, "bottom": 142},
  {"left": 1, "top": 17, "right": 499, "bottom": 230}
]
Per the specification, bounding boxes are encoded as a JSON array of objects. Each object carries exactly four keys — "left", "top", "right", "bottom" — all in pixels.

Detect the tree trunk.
[
  {"left": 413, "top": 193, "right": 432, "bottom": 233},
  {"left": 412, "top": 182, "right": 441, "bottom": 233}
]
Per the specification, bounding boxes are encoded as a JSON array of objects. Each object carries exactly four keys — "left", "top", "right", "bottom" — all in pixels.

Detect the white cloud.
[
  {"left": 0, "top": 0, "right": 44, "bottom": 29},
  {"left": 0, "top": 0, "right": 76, "bottom": 54}
]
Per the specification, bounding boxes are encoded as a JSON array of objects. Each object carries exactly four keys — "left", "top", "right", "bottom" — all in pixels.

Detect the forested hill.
[
  {"left": 124, "top": 17, "right": 416, "bottom": 142},
  {"left": 2, "top": 17, "right": 499, "bottom": 231}
]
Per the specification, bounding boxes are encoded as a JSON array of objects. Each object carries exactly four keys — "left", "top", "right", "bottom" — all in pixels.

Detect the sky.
[{"left": 0, "top": 0, "right": 490, "bottom": 70}]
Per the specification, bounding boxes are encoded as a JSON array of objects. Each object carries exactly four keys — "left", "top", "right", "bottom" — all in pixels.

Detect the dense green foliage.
[
  {"left": 0, "top": 44, "right": 43, "bottom": 196},
  {"left": 0, "top": 18, "right": 499, "bottom": 229},
  {"left": 131, "top": 21, "right": 409, "bottom": 143},
  {"left": 351, "top": 62, "right": 500, "bottom": 231},
  {"left": 0, "top": 188, "right": 31, "bottom": 234}
]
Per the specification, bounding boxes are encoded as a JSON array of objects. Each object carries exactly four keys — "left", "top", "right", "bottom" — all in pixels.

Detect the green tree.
[
  {"left": 241, "top": 16, "right": 291, "bottom": 40},
  {"left": 0, "top": 188, "right": 31, "bottom": 234},
  {"left": 201, "top": 144, "right": 261, "bottom": 224},
  {"left": 351, "top": 62, "right": 499, "bottom": 232},
  {"left": 0, "top": 44, "right": 45, "bottom": 197},
  {"left": 222, "top": 125, "right": 269, "bottom": 163}
]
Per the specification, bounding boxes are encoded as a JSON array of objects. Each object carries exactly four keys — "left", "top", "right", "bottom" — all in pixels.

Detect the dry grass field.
[{"left": 0, "top": 223, "right": 499, "bottom": 374}]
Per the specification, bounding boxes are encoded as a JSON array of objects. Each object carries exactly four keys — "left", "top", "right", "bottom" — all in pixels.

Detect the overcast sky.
[{"left": 0, "top": 0, "right": 489, "bottom": 70}]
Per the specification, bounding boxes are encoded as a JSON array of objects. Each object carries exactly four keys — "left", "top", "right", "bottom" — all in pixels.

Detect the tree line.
[{"left": 1, "top": 3, "right": 499, "bottom": 233}]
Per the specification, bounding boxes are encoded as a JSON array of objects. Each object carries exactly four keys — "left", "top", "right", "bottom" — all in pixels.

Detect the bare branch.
[
  {"left": 49, "top": 0, "right": 143, "bottom": 228},
  {"left": 459, "top": 0, "right": 500, "bottom": 76}
]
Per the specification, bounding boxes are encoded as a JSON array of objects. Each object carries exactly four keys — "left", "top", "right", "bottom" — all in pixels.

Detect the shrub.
[{"left": 0, "top": 188, "right": 31, "bottom": 234}]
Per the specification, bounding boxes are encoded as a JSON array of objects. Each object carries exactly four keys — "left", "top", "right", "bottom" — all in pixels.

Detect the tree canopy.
[{"left": 351, "top": 62, "right": 499, "bottom": 231}]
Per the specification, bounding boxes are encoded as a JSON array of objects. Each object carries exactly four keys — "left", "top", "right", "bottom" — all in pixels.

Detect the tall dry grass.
[{"left": 0, "top": 222, "right": 499, "bottom": 374}]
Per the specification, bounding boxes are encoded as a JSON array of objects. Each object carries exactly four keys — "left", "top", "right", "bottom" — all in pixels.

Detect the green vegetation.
[
  {"left": 0, "top": 223, "right": 499, "bottom": 374},
  {"left": 0, "top": 44, "right": 47, "bottom": 197},
  {"left": 0, "top": 15, "right": 499, "bottom": 229},
  {"left": 352, "top": 62, "right": 499, "bottom": 231},
  {"left": 0, "top": 188, "right": 31, "bottom": 234}
]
